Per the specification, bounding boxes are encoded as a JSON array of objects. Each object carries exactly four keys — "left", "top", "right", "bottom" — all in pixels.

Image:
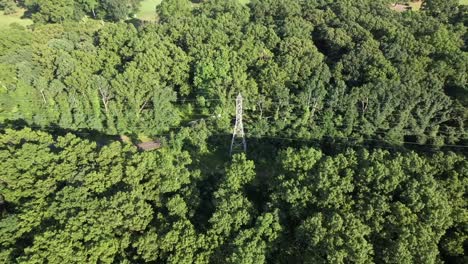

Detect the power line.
[
  {"left": 0, "top": 111, "right": 458, "bottom": 129},
  {"left": 0, "top": 97, "right": 457, "bottom": 121},
  {"left": 0, "top": 102, "right": 456, "bottom": 125},
  {"left": 0, "top": 114, "right": 464, "bottom": 138},
  {"left": 1, "top": 124, "right": 465, "bottom": 148},
  {"left": 245, "top": 134, "right": 468, "bottom": 149}
]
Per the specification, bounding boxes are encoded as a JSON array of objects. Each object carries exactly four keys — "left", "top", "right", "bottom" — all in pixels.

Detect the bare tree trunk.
[
  {"left": 310, "top": 99, "right": 318, "bottom": 119},
  {"left": 138, "top": 100, "right": 149, "bottom": 115},
  {"left": 361, "top": 97, "right": 369, "bottom": 113},
  {"left": 257, "top": 102, "right": 263, "bottom": 119},
  {"left": 99, "top": 88, "right": 112, "bottom": 113},
  {"left": 40, "top": 89, "right": 47, "bottom": 104},
  {"left": 101, "top": 97, "right": 109, "bottom": 113}
]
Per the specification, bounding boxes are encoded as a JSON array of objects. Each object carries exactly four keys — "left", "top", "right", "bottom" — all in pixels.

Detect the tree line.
[{"left": 0, "top": 0, "right": 143, "bottom": 22}]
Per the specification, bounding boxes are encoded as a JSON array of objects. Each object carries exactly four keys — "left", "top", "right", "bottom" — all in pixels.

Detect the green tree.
[
  {"left": 422, "top": 0, "right": 459, "bottom": 22},
  {"left": 269, "top": 147, "right": 467, "bottom": 263},
  {"left": 0, "top": 128, "right": 197, "bottom": 263},
  {"left": 25, "top": 0, "right": 76, "bottom": 23},
  {"left": 0, "top": 0, "right": 17, "bottom": 15}
]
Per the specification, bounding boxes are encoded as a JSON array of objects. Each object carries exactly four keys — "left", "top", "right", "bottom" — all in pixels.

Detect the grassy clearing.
[
  {"left": 138, "top": 134, "right": 155, "bottom": 143},
  {"left": 0, "top": 9, "right": 32, "bottom": 29},
  {"left": 136, "top": 0, "right": 249, "bottom": 21},
  {"left": 392, "top": 1, "right": 468, "bottom": 12},
  {"left": 120, "top": 135, "right": 133, "bottom": 144},
  {"left": 408, "top": 1, "right": 422, "bottom": 11},
  {"left": 136, "top": 0, "right": 162, "bottom": 21}
]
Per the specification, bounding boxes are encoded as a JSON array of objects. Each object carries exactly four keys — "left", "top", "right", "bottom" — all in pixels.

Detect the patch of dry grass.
[
  {"left": 136, "top": 0, "right": 162, "bottom": 21},
  {"left": 0, "top": 8, "right": 32, "bottom": 29},
  {"left": 408, "top": 1, "right": 423, "bottom": 11}
]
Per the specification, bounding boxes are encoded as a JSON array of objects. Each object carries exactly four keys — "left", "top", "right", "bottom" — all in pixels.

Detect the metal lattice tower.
[{"left": 230, "top": 93, "right": 247, "bottom": 155}]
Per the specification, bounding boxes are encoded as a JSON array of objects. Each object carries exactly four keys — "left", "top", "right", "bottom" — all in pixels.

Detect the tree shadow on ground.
[{"left": 0, "top": 119, "right": 121, "bottom": 147}]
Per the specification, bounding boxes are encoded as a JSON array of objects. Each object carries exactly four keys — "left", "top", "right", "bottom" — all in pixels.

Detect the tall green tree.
[
  {"left": 0, "top": 128, "right": 197, "bottom": 263},
  {"left": 422, "top": 0, "right": 460, "bottom": 22},
  {"left": 25, "top": 0, "right": 76, "bottom": 23}
]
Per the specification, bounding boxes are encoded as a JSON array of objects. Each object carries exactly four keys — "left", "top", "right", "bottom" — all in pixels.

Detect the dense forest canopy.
[
  {"left": 0, "top": 0, "right": 467, "bottom": 263},
  {"left": 0, "top": 128, "right": 466, "bottom": 263}
]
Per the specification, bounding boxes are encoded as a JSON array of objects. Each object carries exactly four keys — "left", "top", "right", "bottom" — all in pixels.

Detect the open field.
[
  {"left": 136, "top": 0, "right": 249, "bottom": 21},
  {"left": 392, "top": 0, "right": 467, "bottom": 12},
  {"left": 390, "top": 1, "right": 422, "bottom": 12},
  {"left": 136, "top": 0, "right": 162, "bottom": 21},
  {"left": 0, "top": 9, "right": 32, "bottom": 29},
  {"left": 408, "top": 1, "right": 422, "bottom": 11}
]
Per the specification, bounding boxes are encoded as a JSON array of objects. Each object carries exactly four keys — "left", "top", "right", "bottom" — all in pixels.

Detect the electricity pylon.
[{"left": 230, "top": 93, "right": 247, "bottom": 155}]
